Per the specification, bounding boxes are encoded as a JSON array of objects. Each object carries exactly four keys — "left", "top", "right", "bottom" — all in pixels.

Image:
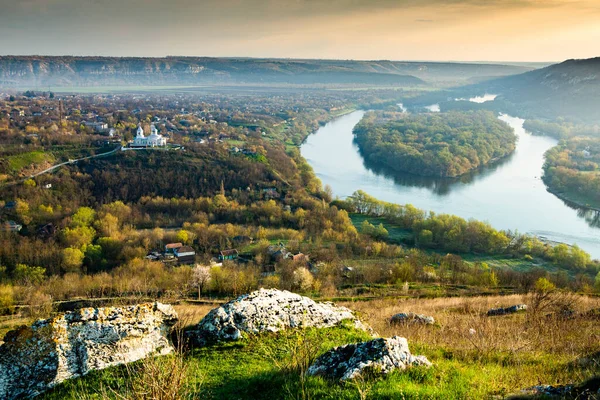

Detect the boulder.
[
  {"left": 192, "top": 288, "right": 370, "bottom": 343},
  {"left": 0, "top": 302, "right": 178, "bottom": 400},
  {"left": 390, "top": 312, "right": 435, "bottom": 325},
  {"left": 513, "top": 377, "right": 600, "bottom": 399},
  {"left": 307, "top": 336, "right": 431, "bottom": 381},
  {"left": 487, "top": 304, "right": 527, "bottom": 316}
]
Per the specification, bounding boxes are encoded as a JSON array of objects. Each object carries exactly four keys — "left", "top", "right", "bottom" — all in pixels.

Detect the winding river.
[{"left": 301, "top": 110, "right": 600, "bottom": 258}]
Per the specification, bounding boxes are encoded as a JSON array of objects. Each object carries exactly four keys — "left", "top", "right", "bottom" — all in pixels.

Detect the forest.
[
  {"left": 543, "top": 137, "right": 600, "bottom": 208},
  {"left": 352, "top": 110, "right": 516, "bottom": 177}
]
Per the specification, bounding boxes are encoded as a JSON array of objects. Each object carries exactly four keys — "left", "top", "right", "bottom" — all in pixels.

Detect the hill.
[
  {"left": 475, "top": 57, "right": 600, "bottom": 123},
  {"left": 0, "top": 56, "right": 532, "bottom": 88}
]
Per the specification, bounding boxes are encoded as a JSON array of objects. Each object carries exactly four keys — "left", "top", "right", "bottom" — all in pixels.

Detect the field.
[
  {"left": 39, "top": 294, "right": 600, "bottom": 399},
  {"left": 349, "top": 213, "right": 414, "bottom": 243},
  {"left": 7, "top": 151, "right": 54, "bottom": 173}
]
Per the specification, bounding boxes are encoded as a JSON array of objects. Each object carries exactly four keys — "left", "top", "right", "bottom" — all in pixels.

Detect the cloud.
[{"left": 0, "top": 0, "right": 597, "bottom": 60}]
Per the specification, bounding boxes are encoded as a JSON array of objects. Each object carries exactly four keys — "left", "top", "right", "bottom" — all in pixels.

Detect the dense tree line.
[
  {"left": 353, "top": 111, "right": 516, "bottom": 177},
  {"left": 543, "top": 137, "right": 600, "bottom": 208},
  {"left": 524, "top": 119, "right": 600, "bottom": 140},
  {"left": 343, "top": 190, "right": 597, "bottom": 272}
]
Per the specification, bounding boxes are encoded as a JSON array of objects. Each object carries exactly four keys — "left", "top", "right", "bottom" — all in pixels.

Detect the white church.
[{"left": 131, "top": 124, "right": 167, "bottom": 148}]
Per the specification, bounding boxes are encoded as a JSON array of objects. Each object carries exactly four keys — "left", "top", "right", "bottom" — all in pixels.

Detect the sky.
[{"left": 0, "top": 0, "right": 598, "bottom": 62}]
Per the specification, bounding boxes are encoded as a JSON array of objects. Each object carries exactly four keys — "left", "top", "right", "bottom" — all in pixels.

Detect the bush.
[
  {"left": 292, "top": 268, "right": 314, "bottom": 292},
  {"left": 0, "top": 284, "right": 15, "bottom": 315}
]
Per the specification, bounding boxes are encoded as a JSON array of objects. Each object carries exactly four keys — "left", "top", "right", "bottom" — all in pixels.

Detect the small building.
[
  {"left": 2, "top": 221, "right": 22, "bottom": 232},
  {"left": 174, "top": 246, "right": 196, "bottom": 264},
  {"left": 165, "top": 242, "right": 183, "bottom": 253},
  {"left": 37, "top": 223, "right": 56, "bottom": 238},
  {"left": 219, "top": 249, "right": 239, "bottom": 261},
  {"left": 84, "top": 121, "right": 109, "bottom": 133},
  {"left": 292, "top": 253, "right": 308, "bottom": 263},
  {"left": 10, "top": 109, "right": 24, "bottom": 118}
]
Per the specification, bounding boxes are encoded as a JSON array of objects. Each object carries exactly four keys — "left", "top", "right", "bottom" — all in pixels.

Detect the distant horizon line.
[{"left": 0, "top": 54, "right": 562, "bottom": 65}]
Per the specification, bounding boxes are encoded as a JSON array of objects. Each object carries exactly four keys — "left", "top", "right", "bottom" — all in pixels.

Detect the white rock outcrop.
[
  {"left": 0, "top": 302, "right": 178, "bottom": 400},
  {"left": 308, "top": 336, "right": 431, "bottom": 381},
  {"left": 390, "top": 312, "right": 435, "bottom": 325},
  {"left": 193, "top": 288, "right": 370, "bottom": 343}
]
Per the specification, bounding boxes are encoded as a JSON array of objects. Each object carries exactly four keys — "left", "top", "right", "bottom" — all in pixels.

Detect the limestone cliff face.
[
  {"left": 0, "top": 302, "right": 178, "bottom": 400},
  {"left": 0, "top": 56, "right": 426, "bottom": 87}
]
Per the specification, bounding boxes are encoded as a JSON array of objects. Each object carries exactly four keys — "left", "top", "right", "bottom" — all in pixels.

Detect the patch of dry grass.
[{"left": 341, "top": 294, "right": 600, "bottom": 358}]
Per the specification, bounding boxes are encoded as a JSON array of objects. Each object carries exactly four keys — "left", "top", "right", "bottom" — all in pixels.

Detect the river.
[{"left": 300, "top": 110, "right": 600, "bottom": 258}]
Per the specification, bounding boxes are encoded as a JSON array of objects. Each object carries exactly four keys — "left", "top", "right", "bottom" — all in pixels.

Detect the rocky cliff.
[
  {"left": 0, "top": 56, "right": 426, "bottom": 87},
  {"left": 0, "top": 302, "right": 178, "bottom": 399}
]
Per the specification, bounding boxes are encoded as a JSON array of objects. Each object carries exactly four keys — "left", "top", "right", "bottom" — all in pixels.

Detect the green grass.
[
  {"left": 39, "top": 324, "right": 596, "bottom": 399},
  {"left": 7, "top": 151, "right": 54, "bottom": 173},
  {"left": 460, "top": 253, "right": 559, "bottom": 274},
  {"left": 349, "top": 213, "right": 414, "bottom": 243}
]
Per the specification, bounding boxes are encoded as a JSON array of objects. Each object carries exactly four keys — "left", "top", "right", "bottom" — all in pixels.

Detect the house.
[
  {"left": 165, "top": 242, "right": 183, "bottom": 253},
  {"left": 219, "top": 249, "right": 239, "bottom": 261},
  {"left": 37, "top": 223, "right": 56, "bottom": 238},
  {"left": 174, "top": 246, "right": 196, "bottom": 264},
  {"left": 2, "top": 221, "right": 22, "bottom": 232},
  {"left": 10, "top": 109, "right": 24, "bottom": 118},
  {"left": 262, "top": 188, "right": 279, "bottom": 199},
  {"left": 292, "top": 253, "right": 308, "bottom": 263},
  {"left": 268, "top": 245, "right": 291, "bottom": 262},
  {"left": 83, "top": 122, "right": 109, "bottom": 133}
]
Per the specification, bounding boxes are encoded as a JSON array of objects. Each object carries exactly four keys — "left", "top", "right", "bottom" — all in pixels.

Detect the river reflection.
[
  {"left": 301, "top": 110, "right": 600, "bottom": 257},
  {"left": 355, "top": 145, "right": 516, "bottom": 196}
]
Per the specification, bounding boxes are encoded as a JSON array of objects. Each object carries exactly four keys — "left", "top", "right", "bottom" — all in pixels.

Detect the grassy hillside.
[{"left": 40, "top": 295, "right": 600, "bottom": 399}]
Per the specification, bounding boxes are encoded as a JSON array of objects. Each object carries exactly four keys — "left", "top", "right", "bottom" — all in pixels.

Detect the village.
[{"left": 144, "top": 237, "right": 312, "bottom": 276}]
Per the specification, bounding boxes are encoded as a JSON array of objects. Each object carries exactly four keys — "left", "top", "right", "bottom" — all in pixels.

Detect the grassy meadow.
[{"left": 39, "top": 294, "right": 600, "bottom": 400}]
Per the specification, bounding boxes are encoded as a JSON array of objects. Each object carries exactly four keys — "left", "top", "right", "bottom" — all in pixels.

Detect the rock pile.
[
  {"left": 192, "top": 288, "right": 370, "bottom": 343},
  {"left": 307, "top": 336, "right": 431, "bottom": 381},
  {"left": 0, "top": 302, "right": 178, "bottom": 400},
  {"left": 487, "top": 304, "right": 527, "bottom": 316},
  {"left": 390, "top": 312, "right": 435, "bottom": 325}
]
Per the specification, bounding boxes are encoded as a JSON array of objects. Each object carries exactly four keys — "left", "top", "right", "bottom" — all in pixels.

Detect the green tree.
[
  {"left": 417, "top": 229, "right": 433, "bottom": 247},
  {"left": 13, "top": 264, "right": 46, "bottom": 285},
  {"left": 62, "top": 248, "right": 85, "bottom": 273},
  {"left": 71, "top": 207, "right": 96, "bottom": 227}
]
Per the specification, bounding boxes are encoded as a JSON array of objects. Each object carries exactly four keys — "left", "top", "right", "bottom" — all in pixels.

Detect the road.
[
  {"left": 29, "top": 145, "right": 122, "bottom": 178},
  {"left": 2, "top": 145, "right": 122, "bottom": 187}
]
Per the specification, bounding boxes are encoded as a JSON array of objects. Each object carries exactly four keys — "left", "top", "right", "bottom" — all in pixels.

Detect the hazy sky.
[{"left": 0, "top": 0, "right": 598, "bottom": 62}]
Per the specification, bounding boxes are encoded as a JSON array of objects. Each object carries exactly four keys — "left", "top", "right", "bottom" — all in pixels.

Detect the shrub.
[
  {"left": 292, "top": 268, "right": 314, "bottom": 292},
  {"left": 0, "top": 284, "right": 15, "bottom": 315}
]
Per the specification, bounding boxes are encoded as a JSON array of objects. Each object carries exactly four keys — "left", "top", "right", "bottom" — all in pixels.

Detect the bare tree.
[{"left": 192, "top": 265, "right": 211, "bottom": 299}]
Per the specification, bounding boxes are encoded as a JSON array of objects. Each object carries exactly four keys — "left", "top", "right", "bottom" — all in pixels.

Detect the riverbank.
[
  {"left": 301, "top": 111, "right": 600, "bottom": 258},
  {"left": 545, "top": 187, "right": 600, "bottom": 213}
]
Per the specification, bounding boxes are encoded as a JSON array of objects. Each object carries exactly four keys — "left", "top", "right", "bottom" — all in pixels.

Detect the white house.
[{"left": 131, "top": 124, "right": 167, "bottom": 148}]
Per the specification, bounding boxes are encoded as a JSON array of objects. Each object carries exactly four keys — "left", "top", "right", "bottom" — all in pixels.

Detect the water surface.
[{"left": 301, "top": 111, "right": 600, "bottom": 258}]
